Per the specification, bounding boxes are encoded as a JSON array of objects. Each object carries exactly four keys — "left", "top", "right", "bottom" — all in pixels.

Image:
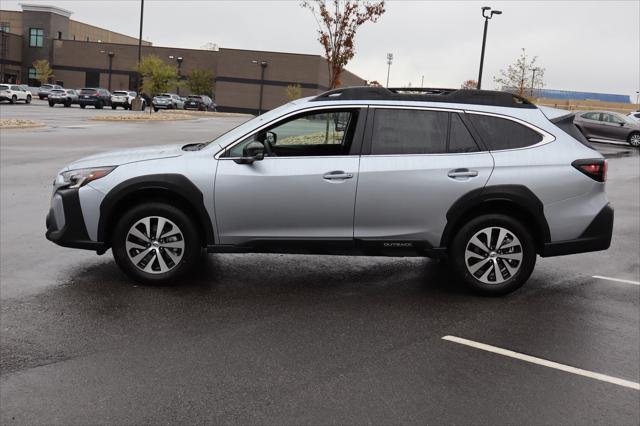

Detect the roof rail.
[{"left": 311, "top": 86, "right": 537, "bottom": 109}]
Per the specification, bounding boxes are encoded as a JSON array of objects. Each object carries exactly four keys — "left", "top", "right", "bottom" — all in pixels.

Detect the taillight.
[{"left": 572, "top": 159, "right": 607, "bottom": 182}]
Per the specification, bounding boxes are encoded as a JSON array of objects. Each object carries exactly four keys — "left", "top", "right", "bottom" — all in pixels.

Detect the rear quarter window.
[{"left": 467, "top": 114, "right": 543, "bottom": 150}]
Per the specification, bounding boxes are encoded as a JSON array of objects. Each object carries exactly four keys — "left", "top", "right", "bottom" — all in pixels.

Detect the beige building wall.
[
  {"left": 68, "top": 19, "right": 151, "bottom": 45},
  {"left": 0, "top": 10, "right": 22, "bottom": 35}
]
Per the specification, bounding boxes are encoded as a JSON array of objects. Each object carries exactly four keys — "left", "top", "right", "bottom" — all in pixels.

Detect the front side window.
[
  {"left": 29, "top": 28, "right": 44, "bottom": 47},
  {"left": 467, "top": 114, "right": 543, "bottom": 150},
  {"left": 370, "top": 109, "right": 448, "bottom": 155},
  {"left": 228, "top": 109, "right": 358, "bottom": 157}
]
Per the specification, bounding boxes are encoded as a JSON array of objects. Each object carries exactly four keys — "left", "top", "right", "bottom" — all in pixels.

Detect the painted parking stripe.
[
  {"left": 442, "top": 335, "right": 640, "bottom": 391},
  {"left": 592, "top": 275, "right": 640, "bottom": 286}
]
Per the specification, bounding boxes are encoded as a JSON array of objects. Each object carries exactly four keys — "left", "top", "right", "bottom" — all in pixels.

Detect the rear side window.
[
  {"left": 371, "top": 109, "right": 448, "bottom": 155},
  {"left": 468, "top": 114, "right": 543, "bottom": 150},
  {"left": 449, "top": 114, "right": 479, "bottom": 153}
]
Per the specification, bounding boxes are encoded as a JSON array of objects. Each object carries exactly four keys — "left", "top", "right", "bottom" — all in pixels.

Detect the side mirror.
[{"left": 234, "top": 141, "right": 265, "bottom": 164}]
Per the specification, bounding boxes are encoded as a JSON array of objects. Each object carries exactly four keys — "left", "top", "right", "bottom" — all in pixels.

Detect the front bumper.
[
  {"left": 541, "top": 204, "right": 614, "bottom": 257},
  {"left": 46, "top": 188, "right": 106, "bottom": 253},
  {"left": 0, "top": 95, "right": 10, "bottom": 101}
]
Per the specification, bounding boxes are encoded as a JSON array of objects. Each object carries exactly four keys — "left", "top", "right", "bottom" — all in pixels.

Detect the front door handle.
[
  {"left": 323, "top": 171, "right": 354, "bottom": 180},
  {"left": 448, "top": 169, "right": 479, "bottom": 179}
]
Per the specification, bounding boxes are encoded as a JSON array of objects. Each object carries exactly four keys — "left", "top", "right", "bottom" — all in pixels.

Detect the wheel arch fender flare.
[
  {"left": 440, "top": 184, "right": 551, "bottom": 251},
  {"left": 97, "top": 174, "right": 214, "bottom": 246}
]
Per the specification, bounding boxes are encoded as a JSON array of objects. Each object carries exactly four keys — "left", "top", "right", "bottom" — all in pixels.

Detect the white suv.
[
  {"left": 0, "top": 84, "right": 32, "bottom": 104},
  {"left": 111, "top": 91, "right": 143, "bottom": 110},
  {"left": 46, "top": 87, "right": 613, "bottom": 295}
]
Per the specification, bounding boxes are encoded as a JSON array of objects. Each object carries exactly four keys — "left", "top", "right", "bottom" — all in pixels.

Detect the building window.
[
  {"left": 29, "top": 28, "right": 44, "bottom": 47},
  {"left": 0, "top": 22, "right": 9, "bottom": 33},
  {"left": 28, "top": 67, "right": 39, "bottom": 86},
  {"left": 57, "top": 31, "right": 62, "bottom": 40}
]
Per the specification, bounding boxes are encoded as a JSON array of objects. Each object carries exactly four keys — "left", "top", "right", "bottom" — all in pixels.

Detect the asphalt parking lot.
[{"left": 1, "top": 101, "right": 639, "bottom": 424}]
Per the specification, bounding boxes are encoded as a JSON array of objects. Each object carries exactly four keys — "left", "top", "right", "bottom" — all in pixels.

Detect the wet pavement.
[{"left": 1, "top": 103, "right": 639, "bottom": 424}]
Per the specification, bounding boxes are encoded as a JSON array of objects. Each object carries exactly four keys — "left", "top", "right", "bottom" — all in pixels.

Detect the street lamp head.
[
  {"left": 108, "top": 51, "right": 115, "bottom": 57},
  {"left": 481, "top": 6, "right": 491, "bottom": 11},
  {"left": 491, "top": 10, "right": 502, "bottom": 16},
  {"left": 177, "top": 56, "right": 183, "bottom": 63}
]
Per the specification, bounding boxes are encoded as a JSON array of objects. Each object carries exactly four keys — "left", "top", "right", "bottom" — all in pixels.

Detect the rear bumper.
[
  {"left": 541, "top": 204, "right": 613, "bottom": 257},
  {"left": 46, "top": 188, "right": 106, "bottom": 253}
]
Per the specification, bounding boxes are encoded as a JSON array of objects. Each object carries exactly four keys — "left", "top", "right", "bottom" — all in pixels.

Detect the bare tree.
[
  {"left": 461, "top": 79, "right": 478, "bottom": 90},
  {"left": 494, "top": 48, "right": 545, "bottom": 97},
  {"left": 32, "top": 59, "right": 53, "bottom": 85},
  {"left": 302, "top": 0, "right": 385, "bottom": 89}
]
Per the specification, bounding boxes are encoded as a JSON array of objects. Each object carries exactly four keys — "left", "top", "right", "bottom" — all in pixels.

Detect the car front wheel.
[
  {"left": 450, "top": 214, "right": 536, "bottom": 296},
  {"left": 628, "top": 132, "right": 640, "bottom": 147},
  {"left": 112, "top": 203, "right": 201, "bottom": 285},
  {"left": 26, "top": 95, "right": 32, "bottom": 104}
]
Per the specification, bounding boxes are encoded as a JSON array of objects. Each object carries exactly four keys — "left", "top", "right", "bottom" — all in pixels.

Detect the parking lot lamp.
[
  {"left": 177, "top": 56, "right": 183, "bottom": 95},
  {"left": 477, "top": 6, "right": 502, "bottom": 90},
  {"left": 252, "top": 60, "right": 268, "bottom": 115},
  {"left": 100, "top": 50, "right": 115, "bottom": 91},
  {"left": 386, "top": 53, "right": 393, "bottom": 88}
]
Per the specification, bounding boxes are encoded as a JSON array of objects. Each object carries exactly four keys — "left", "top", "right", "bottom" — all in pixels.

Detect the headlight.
[{"left": 58, "top": 166, "right": 116, "bottom": 189}]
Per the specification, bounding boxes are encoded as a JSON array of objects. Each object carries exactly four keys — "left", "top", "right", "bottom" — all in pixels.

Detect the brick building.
[{"left": 0, "top": 4, "right": 365, "bottom": 113}]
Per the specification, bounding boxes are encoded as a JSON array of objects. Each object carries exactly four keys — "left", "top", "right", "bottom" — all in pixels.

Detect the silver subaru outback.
[{"left": 46, "top": 87, "right": 613, "bottom": 295}]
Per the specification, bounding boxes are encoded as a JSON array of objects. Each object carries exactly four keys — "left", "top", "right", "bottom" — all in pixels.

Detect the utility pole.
[
  {"left": 477, "top": 6, "right": 502, "bottom": 90},
  {"left": 386, "top": 53, "right": 393, "bottom": 88},
  {"left": 530, "top": 67, "right": 539, "bottom": 97},
  {"left": 252, "top": 60, "right": 268, "bottom": 115}
]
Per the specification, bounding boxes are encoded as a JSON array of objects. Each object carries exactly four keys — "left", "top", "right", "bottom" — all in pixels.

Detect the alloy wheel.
[
  {"left": 629, "top": 133, "right": 640, "bottom": 147},
  {"left": 464, "top": 226, "right": 523, "bottom": 285},
  {"left": 125, "top": 216, "right": 185, "bottom": 274}
]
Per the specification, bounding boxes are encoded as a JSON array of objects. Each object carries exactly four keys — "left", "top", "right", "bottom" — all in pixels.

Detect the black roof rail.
[{"left": 311, "top": 86, "right": 537, "bottom": 109}]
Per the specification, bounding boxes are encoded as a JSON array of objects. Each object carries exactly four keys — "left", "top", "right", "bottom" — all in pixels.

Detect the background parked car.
[
  {"left": 78, "top": 88, "right": 111, "bottom": 109},
  {"left": 111, "top": 90, "right": 144, "bottom": 110},
  {"left": 183, "top": 95, "right": 216, "bottom": 111},
  {"left": 0, "top": 84, "right": 32, "bottom": 104},
  {"left": 37, "top": 84, "right": 63, "bottom": 100},
  {"left": 574, "top": 110, "right": 640, "bottom": 147},
  {"left": 48, "top": 89, "right": 79, "bottom": 107},
  {"left": 152, "top": 93, "right": 183, "bottom": 111},
  {"left": 628, "top": 111, "right": 640, "bottom": 122}
]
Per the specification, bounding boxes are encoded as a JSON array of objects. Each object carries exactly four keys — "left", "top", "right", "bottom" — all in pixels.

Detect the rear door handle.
[
  {"left": 448, "top": 169, "right": 479, "bottom": 179},
  {"left": 323, "top": 171, "right": 354, "bottom": 180}
]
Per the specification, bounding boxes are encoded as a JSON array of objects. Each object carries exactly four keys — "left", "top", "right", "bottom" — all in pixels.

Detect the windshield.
[
  {"left": 41, "top": 85, "right": 53, "bottom": 89},
  {"left": 188, "top": 96, "right": 202, "bottom": 100},
  {"left": 616, "top": 113, "right": 638, "bottom": 125},
  {"left": 113, "top": 91, "right": 128, "bottom": 95},
  {"left": 80, "top": 89, "right": 96, "bottom": 93}
]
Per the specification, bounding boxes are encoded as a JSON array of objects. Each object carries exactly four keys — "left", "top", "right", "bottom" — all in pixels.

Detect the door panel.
[
  {"left": 354, "top": 153, "right": 494, "bottom": 247},
  {"left": 215, "top": 157, "right": 359, "bottom": 245}
]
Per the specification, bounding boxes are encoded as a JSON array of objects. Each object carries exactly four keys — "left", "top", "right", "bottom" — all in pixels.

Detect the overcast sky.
[{"left": 4, "top": 0, "right": 639, "bottom": 99}]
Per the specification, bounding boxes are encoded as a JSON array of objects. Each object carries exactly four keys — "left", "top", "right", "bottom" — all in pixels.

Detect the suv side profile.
[{"left": 46, "top": 87, "right": 613, "bottom": 295}]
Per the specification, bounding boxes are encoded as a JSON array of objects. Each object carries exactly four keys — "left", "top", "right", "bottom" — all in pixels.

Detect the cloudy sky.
[{"left": 4, "top": 0, "right": 639, "bottom": 99}]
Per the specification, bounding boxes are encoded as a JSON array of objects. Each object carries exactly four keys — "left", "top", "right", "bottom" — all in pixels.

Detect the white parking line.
[
  {"left": 442, "top": 335, "right": 640, "bottom": 391},
  {"left": 592, "top": 275, "right": 640, "bottom": 286}
]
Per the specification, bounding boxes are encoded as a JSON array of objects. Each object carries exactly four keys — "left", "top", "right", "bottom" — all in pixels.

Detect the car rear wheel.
[
  {"left": 25, "top": 95, "right": 31, "bottom": 104},
  {"left": 450, "top": 214, "right": 536, "bottom": 296},
  {"left": 96, "top": 101, "right": 103, "bottom": 109},
  {"left": 48, "top": 101, "right": 54, "bottom": 107},
  {"left": 64, "top": 100, "right": 71, "bottom": 107},
  {"left": 628, "top": 132, "right": 640, "bottom": 147},
  {"left": 112, "top": 203, "right": 201, "bottom": 285},
  {"left": 80, "top": 104, "right": 86, "bottom": 109},
  {"left": 112, "top": 105, "right": 117, "bottom": 110}
]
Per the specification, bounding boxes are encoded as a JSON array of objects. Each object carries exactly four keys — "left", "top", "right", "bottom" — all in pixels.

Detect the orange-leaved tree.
[{"left": 302, "top": 0, "right": 385, "bottom": 89}]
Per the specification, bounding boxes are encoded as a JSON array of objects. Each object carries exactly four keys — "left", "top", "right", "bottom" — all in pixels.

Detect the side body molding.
[
  {"left": 440, "top": 184, "right": 551, "bottom": 250},
  {"left": 97, "top": 174, "right": 215, "bottom": 246}
]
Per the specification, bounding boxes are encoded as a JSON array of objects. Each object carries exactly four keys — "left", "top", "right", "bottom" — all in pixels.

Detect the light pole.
[
  {"left": 252, "top": 60, "right": 268, "bottom": 115},
  {"left": 636, "top": 91, "right": 639, "bottom": 105},
  {"left": 530, "top": 67, "right": 539, "bottom": 97},
  {"left": 100, "top": 50, "right": 115, "bottom": 91},
  {"left": 421, "top": 75, "right": 424, "bottom": 88},
  {"left": 386, "top": 53, "right": 393, "bottom": 88},
  {"left": 169, "top": 55, "right": 184, "bottom": 94},
  {"left": 477, "top": 6, "right": 502, "bottom": 90}
]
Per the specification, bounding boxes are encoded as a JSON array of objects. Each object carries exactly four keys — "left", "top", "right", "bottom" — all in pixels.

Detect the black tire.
[
  {"left": 153, "top": 107, "right": 159, "bottom": 112},
  {"left": 112, "top": 105, "right": 117, "bottom": 110},
  {"left": 39, "top": 95, "right": 45, "bottom": 100},
  {"left": 628, "top": 132, "right": 640, "bottom": 148},
  {"left": 449, "top": 214, "right": 536, "bottom": 296},
  {"left": 48, "top": 101, "right": 54, "bottom": 107},
  {"left": 112, "top": 203, "right": 201, "bottom": 285},
  {"left": 80, "top": 104, "right": 86, "bottom": 109},
  {"left": 10, "top": 95, "right": 16, "bottom": 104},
  {"left": 64, "top": 100, "right": 71, "bottom": 107},
  {"left": 25, "top": 95, "right": 32, "bottom": 104},
  {"left": 96, "top": 101, "right": 103, "bottom": 109}
]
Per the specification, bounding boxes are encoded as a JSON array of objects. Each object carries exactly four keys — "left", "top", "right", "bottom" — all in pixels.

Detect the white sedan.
[{"left": 0, "top": 84, "right": 32, "bottom": 104}]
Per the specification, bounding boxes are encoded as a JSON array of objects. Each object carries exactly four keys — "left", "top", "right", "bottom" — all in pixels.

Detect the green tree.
[
  {"left": 186, "top": 69, "right": 214, "bottom": 96},
  {"left": 32, "top": 59, "right": 53, "bottom": 85},
  {"left": 286, "top": 83, "right": 302, "bottom": 101},
  {"left": 136, "top": 55, "right": 178, "bottom": 97}
]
